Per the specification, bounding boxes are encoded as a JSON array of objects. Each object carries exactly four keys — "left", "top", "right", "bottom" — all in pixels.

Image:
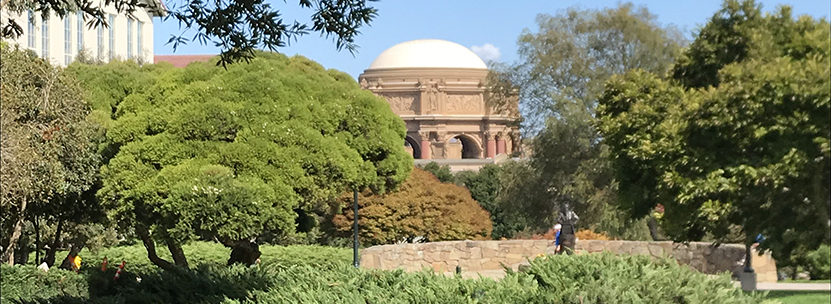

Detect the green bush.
[
  {"left": 520, "top": 253, "right": 774, "bottom": 303},
  {"left": 805, "top": 245, "right": 830, "bottom": 280},
  {"left": 0, "top": 264, "right": 88, "bottom": 303},
  {"left": 33, "top": 242, "right": 351, "bottom": 276},
  {"left": 2, "top": 251, "right": 772, "bottom": 304}
]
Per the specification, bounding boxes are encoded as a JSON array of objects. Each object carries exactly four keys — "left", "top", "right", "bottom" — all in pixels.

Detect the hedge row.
[{"left": 2, "top": 251, "right": 773, "bottom": 304}]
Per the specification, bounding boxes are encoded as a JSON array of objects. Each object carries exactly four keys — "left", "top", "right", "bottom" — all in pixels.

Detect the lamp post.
[{"left": 353, "top": 189, "right": 359, "bottom": 267}]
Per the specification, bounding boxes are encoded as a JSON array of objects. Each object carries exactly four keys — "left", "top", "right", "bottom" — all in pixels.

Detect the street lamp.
[{"left": 353, "top": 189, "right": 359, "bottom": 267}]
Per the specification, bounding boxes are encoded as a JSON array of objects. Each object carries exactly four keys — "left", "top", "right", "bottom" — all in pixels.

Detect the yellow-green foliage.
[{"left": 3, "top": 251, "right": 771, "bottom": 304}]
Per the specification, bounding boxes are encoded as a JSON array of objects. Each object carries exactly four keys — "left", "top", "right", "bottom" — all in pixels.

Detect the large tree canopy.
[
  {"left": 491, "top": 2, "right": 684, "bottom": 240},
  {"left": 71, "top": 53, "right": 412, "bottom": 269},
  {"left": 332, "top": 167, "right": 492, "bottom": 246},
  {"left": 0, "top": 44, "right": 101, "bottom": 264},
  {"left": 1, "top": 0, "right": 377, "bottom": 65},
  {"left": 597, "top": 0, "right": 830, "bottom": 260}
]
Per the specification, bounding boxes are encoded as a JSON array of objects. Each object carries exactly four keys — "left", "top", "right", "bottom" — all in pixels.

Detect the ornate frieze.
[{"left": 381, "top": 92, "right": 418, "bottom": 114}]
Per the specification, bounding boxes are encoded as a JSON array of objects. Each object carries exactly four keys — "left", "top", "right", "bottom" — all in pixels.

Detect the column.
[
  {"left": 419, "top": 131, "right": 431, "bottom": 160},
  {"left": 497, "top": 132, "right": 506, "bottom": 155},
  {"left": 486, "top": 132, "right": 496, "bottom": 159}
]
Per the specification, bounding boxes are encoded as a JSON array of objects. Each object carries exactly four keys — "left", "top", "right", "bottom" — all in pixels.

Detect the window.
[
  {"left": 42, "top": 17, "right": 49, "bottom": 59},
  {"left": 65, "top": 16, "right": 71, "bottom": 65},
  {"left": 137, "top": 21, "right": 143, "bottom": 59},
  {"left": 127, "top": 18, "right": 133, "bottom": 58},
  {"left": 27, "top": 11, "right": 36, "bottom": 48},
  {"left": 108, "top": 15, "right": 115, "bottom": 60},
  {"left": 97, "top": 24, "right": 104, "bottom": 60},
  {"left": 77, "top": 11, "right": 84, "bottom": 52}
]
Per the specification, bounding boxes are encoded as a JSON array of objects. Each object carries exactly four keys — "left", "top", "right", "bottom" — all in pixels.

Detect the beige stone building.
[{"left": 359, "top": 39, "right": 520, "bottom": 171}]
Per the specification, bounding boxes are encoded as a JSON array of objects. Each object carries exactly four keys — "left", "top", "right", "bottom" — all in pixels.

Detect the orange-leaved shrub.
[
  {"left": 526, "top": 229, "right": 611, "bottom": 241},
  {"left": 332, "top": 167, "right": 492, "bottom": 245}
]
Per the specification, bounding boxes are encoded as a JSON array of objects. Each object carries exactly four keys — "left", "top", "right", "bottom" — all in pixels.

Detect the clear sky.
[{"left": 153, "top": 0, "right": 830, "bottom": 79}]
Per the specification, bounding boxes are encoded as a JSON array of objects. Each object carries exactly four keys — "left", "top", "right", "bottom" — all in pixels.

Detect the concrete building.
[
  {"left": 1, "top": 0, "right": 165, "bottom": 66},
  {"left": 358, "top": 39, "right": 521, "bottom": 171}
]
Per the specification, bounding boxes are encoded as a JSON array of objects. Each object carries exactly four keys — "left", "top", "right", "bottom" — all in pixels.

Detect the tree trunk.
[
  {"left": 165, "top": 238, "right": 188, "bottom": 268},
  {"left": 647, "top": 217, "right": 661, "bottom": 241},
  {"left": 44, "top": 218, "right": 64, "bottom": 267},
  {"left": 225, "top": 240, "right": 261, "bottom": 266},
  {"left": 2, "top": 198, "right": 28, "bottom": 265},
  {"left": 34, "top": 217, "right": 40, "bottom": 265},
  {"left": 135, "top": 225, "right": 175, "bottom": 271}
]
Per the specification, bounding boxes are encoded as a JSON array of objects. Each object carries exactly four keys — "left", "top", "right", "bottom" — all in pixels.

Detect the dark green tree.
[
  {"left": 418, "top": 162, "right": 453, "bottom": 183},
  {"left": 0, "top": 44, "right": 101, "bottom": 265},
  {"left": 598, "top": 0, "right": 830, "bottom": 262}
]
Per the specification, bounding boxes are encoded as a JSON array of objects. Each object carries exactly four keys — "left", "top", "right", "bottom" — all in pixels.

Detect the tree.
[
  {"left": 496, "top": 3, "right": 684, "bottom": 239},
  {"left": 1, "top": 0, "right": 378, "bottom": 66},
  {"left": 331, "top": 168, "right": 492, "bottom": 245},
  {"left": 418, "top": 161, "right": 453, "bottom": 183},
  {"left": 597, "top": 0, "right": 830, "bottom": 262},
  {"left": 0, "top": 44, "right": 101, "bottom": 265},
  {"left": 74, "top": 53, "right": 412, "bottom": 269}
]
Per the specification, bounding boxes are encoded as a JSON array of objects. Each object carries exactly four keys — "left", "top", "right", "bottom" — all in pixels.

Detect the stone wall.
[{"left": 360, "top": 240, "right": 778, "bottom": 282}]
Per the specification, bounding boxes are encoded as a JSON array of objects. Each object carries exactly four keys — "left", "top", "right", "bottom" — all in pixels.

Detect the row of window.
[{"left": 26, "top": 11, "right": 144, "bottom": 65}]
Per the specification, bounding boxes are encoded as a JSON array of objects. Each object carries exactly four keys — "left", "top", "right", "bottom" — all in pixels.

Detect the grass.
[{"left": 764, "top": 290, "right": 831, "bottom": 304}]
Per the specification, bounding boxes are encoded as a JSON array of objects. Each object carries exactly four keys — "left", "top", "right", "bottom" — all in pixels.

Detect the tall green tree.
[
  {"left": 75, "top": 53, "right": 412, "bottom": 269},
  {"left": 0, "top": 44, "right": 101, "bottom": 265},
  {"left": 597, "top": 0, "right": 830, "bottom": 261},
  {"left": 498, "top": 3, "right": 684, "bottom": 239},
  {"left": 1, "top": 0, "right": 377, "bottom": 66}
]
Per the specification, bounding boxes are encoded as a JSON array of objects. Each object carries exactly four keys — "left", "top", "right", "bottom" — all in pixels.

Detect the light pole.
[{"left": 353, "top": 189, "right": 359, "bottom": 267}]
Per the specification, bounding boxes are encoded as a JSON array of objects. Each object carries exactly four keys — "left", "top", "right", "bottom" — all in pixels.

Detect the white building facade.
[{"left": 1, "top": 0, "right": 165, "bottom": 66}]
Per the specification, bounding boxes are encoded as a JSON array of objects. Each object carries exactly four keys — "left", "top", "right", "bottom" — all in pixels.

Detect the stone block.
[
  {"left": 470, "top": 247, "right": 482, "bottom": 259},
  {"left": 482, "top": 247, "right": 497, "bottom": 258},
  {"left": 506, "top": 253, "right": 524, "bottom": 264},
  {"left": 482, "top": 259, "right": 502, "bottom": 270},
  {"left": 431, "top": 262, "right": 446, "bottom": 272}
]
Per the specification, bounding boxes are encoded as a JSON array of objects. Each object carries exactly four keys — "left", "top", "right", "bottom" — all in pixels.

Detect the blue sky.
[{"left": 154, "top": 0, "right": 830, "bottom": 79}]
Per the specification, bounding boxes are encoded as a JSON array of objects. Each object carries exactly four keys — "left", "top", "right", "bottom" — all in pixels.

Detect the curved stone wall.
[{"left": 359, "top": 240, "right": 778, "bottom": 282}]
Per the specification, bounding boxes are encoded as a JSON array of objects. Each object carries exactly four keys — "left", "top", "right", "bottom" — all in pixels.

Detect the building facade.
[
  {"left": 359, "top": 39, "right": 520, "bottom": 171},
  {"left": 1, "top": 0, "right": 165, "bottom": 66}
]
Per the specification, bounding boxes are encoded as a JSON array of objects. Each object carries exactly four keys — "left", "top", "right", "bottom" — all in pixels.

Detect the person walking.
[{"left": 553, "top": 224, "right": 563, "bottom": 254}]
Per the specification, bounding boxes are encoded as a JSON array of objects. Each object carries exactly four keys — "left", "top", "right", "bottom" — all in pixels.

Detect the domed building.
[{"left": 359, "top": 39, "right": 520, "bottom": 171}]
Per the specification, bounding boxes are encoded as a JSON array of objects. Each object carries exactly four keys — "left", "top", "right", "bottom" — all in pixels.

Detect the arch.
[
  {"left": 446, "top": 134, "right": 482, "bottom": 159},
  {"left": 404, "top": 136, "right": 421, "bottom": 159}
]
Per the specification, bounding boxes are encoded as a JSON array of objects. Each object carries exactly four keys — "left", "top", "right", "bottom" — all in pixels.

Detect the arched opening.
[
  {"left": 447, "top": 135, "right": 481, "bottom": 159},
  {"left": 404, "top": 136, "right": 421, "bottom": 159}
]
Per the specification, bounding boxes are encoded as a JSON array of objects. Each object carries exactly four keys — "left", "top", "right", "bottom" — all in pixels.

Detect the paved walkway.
[
  {"left": 443, "top": 267, "right": 831, "bottom": 292},
  {"left": 742, "top": 282, "right": 831, "bottom": 291}
]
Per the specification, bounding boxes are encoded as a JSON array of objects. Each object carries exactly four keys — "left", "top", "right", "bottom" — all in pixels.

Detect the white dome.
[{"left": 367, "top": 39, "right": 487, "bottom": 70}]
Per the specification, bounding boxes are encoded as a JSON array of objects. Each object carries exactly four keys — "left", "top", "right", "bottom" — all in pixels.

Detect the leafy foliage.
[
  {"left": 331, "top": 168, "right": 492, "bottom": 245},
  {"left": 1, "top": 251, "right": 771, "bottom": 304},
  {"left": 597, "top": 0, "right": 830, "bottom": 262},
  {"left": 0, "top": 44, "right": 102, "bottom": 264},
  {"left": 417, "top": 162, "right": 454, "bottom": 183},
  {"left": 71, "top": 53, "right": 411, "bottom": 268},
  {"left": 489, "top": 3, "right": 685, "bottom": 241},
  {"left": 804, "top": 245, "right": 830, "bottom": 280},
  {"left": 1, "top": 0, "right": 378, "bottom": 66}
]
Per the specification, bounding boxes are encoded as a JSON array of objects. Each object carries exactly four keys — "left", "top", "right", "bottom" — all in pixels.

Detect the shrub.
[
  {"left": 2, "top": 251, "right": 772, "bottom": 303},
  {"left": 574, "top": 229, "right": 611, "bottom": 241},
  {"left": 521, "top": 252, "right": 774, "bottom": 303},
  {"left": 805, "top": 244, "right": 830, "bottom": 280},
  {"left": 332, "top": 168, "right": 492, "bottom": 245},
  {"left": 0, "top": 264, "right": 88, "bottom": 303}
]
